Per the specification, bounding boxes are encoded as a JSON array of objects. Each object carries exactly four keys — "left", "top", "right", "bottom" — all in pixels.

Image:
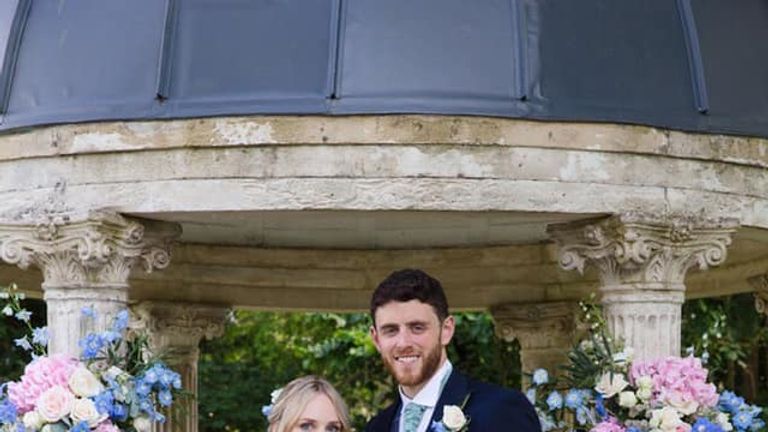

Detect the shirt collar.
[{"left": 399, "top": 359, "right": 453, "bottom": 408}]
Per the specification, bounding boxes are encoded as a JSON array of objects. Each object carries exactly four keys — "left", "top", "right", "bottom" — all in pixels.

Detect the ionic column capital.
[
  {"left": 547, "top": 212, "right": 738, "bottom": 288},
  {"left": 749, "top": 273, "right": 768, "bottom": 316},
  {"left": 0, "top": 209, "right": 181, "bottom": 288}
]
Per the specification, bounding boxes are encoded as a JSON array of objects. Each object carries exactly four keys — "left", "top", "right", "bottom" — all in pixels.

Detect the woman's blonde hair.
[{"left": 267, "top": 376, "right": 351, "bottom": 432}]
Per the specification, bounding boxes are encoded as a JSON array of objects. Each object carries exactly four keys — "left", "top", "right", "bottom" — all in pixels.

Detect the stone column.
[
  {"left": 132, "top": 301, "right": 230, "bottom": 432},
  {"left": 548, "top": 213, "right": 738, "bottom": 361},
  {"left": 491, "top": 301, "right": 578, "bottom": 383},
  {"left": 0, "top": 210, "right": 180, "bottom": 355}
]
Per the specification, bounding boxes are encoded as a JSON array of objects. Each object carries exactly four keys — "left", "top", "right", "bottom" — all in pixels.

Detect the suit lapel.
[{"left": 429, "top": 370, "right": 471, "bottom": 425}]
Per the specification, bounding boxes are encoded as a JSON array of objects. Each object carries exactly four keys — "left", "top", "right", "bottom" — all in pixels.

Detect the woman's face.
[{"left": 291, "top": 393, "right": 343, "bottom": 432}]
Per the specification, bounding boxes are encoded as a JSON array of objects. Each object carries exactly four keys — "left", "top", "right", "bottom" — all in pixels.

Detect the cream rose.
[
  {"left": 69, "top": 366, "right": 104, "bottom": 397},
  {"left": 618, "top": 391, "right": 638, "bottom": 408},
  {"left": 716, "top": 412, "right": 734, "bottom": 432},
  {"left": 595, "top": 372, "right": 628, "bottom": 398},
  {"left": 649, "top": 407, "right": 684, "bottom": 432},
  {"left": 666, "top": 393, "right": 698, "bottom": 416},
  {"left": 22, "top": 411, "right": 44, "bottom": 430},
  {"left": 133, "top": 416, "right": 153, "bottom": 432},
  {"left": 35, "top": 385, "right": 75, "bottom": 423},
  {"left": 442, "top": 405, "right": 468, "bottom": 430},
  {"left": 71, "top": 397, "right": 107, "bottom": 427}
]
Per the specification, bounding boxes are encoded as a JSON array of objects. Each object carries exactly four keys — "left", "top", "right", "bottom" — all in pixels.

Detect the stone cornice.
[
  {"left": 0, "top": 210, "right": 181, "bottom": 288},
  {"left": 547, "top": 213, "right": 739, "bottom": 287}
]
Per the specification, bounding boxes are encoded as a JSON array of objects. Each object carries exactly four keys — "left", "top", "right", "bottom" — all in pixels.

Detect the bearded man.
[{"left": 365, "top": 269, "right": 541, "bottom": 432}]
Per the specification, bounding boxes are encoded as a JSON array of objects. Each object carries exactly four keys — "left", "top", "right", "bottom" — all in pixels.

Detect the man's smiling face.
[{"left": 371, "top": 299, "right": 455, "bottom": 398}]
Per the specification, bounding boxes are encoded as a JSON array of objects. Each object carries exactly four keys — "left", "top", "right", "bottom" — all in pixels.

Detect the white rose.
[
  {"left": 636, "top": 375, "right": 653, "bottom": 390},
  {"left": 618, "top": 391, "right": 638, "bottom": 408},
  {"left": 35, "top": 385, "right": 75, "bottom": 423},
  {"left": 22, "top": 411, "right": 44, "bottom": 430},
  {"left": 71, "top": 397, "right": 106, "bottom": 427},
  {"left": 133, "top": 416, "right": 153, "bottom": 432},
  {"left": 666, "top": 393, "right": 698, "bottom": 416},
  {"left": 68, "top": 366, "right": 104, "bottom": 397},
  {"left": 636, "top": 387, "right": 653, "bottom": 401},
  {"left": 595, "top": 372, "right": 628, "bottom": 398},
  {"left": 716, "top": 412, "right": 733, "bottom": 432},
  {"left": 442, "top": 405, "right": 467, "bottom": 430},
  {"left": 649, "top": 407, "right": 683, "bottom": 432}
]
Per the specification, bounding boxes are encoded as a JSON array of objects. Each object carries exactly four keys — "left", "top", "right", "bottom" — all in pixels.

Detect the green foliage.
[
  {"left": 682, "top": 294, "right": 768, "bottom": 400},
  {"left": 197, "top": 310, "right": 519, "bottom": 432},
  {"left": 0, "top": 285, "right": 45, "bottom": 383}
]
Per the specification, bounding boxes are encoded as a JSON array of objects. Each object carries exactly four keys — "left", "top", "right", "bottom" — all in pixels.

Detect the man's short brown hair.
[{"left": 370, "top": 269, "right": 449, "bottom": 324}]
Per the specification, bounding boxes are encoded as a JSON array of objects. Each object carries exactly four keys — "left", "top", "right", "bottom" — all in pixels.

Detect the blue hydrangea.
[
  {"left": 158, "top": 390, "right": 173, "bottom": 407},
  {"left": 532, "top": 369, "right": 549, "bottom": 386},
  {"left": 143, "top": 369, "right": 159, "bottom": 384},
  {"left": 692, "top": 417, "right": 724, "bottom": 432},
  {"left": 546, "top": 391, "right": 563, "bottom": 411},
  {"left": 595, "top": 394, "right": 606, "bottom": 419},
  {"left": 750, "top": 418, "right": 765, "bottom": 432},
  {"left": 733, "top": 410, "right": 756, "bottom": 431},
  {"left": 575, "top": 407, "right": 589, "bottom": 425},
  {"left": 94, "top": 390, "right": 115, "bottom": 415},
  {"left": 720, "top": 391, "right": 746, "bottom": 415},
  {"left": 0, "top": 399, "right": 17, "bottom": 425},
  {"left": 70, "top": 421, "right": 90, "bottom": 432},
  {"left": 564, "top": 389, "right": 585, "bottom": 409},
  {"left": 135, "top": 379, "right": 152, "bottom": 397},
  {"left": 79, "top": 334, "right": 106, "bottom": 359},
  {"left": 113, "top": 310, "right": 130, "bottom": 332},
  {"left": 627, "top": 427, "right": 642, "bottom": 432},
  {"left": 111, "top": 403, "right": 128, "bottom": 422}
]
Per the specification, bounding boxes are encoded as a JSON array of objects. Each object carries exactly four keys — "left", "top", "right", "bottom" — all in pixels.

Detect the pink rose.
[{"left": 35, "top": 385, "right": 75, "bottom": 423}]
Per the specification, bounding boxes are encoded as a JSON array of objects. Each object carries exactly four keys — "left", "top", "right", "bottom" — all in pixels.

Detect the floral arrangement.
[
  {"left": 0, "top": 284, "right": 184, "bottom": 432},
  {"left": 526, "top": 300, "right": 766, "bottom": 432}
]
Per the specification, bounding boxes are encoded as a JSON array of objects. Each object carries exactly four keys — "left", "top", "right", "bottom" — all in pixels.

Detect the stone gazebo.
[{"left": 1, "top": 1, "right": 768, "bottom": 430}]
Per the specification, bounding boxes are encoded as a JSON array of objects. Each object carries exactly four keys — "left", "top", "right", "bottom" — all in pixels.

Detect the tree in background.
[{"left": 197, "top": 311, "right": 519, "bottom": 431}]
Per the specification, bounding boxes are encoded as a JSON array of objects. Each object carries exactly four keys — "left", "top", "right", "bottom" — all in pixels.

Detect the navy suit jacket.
[{"left": 364, "top": 370, "right": 541, "bottom": 432}]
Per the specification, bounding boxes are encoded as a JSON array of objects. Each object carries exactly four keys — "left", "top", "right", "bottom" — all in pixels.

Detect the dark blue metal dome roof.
[{"left": 1, "top": 0, "right": 767, "bottom": 137}]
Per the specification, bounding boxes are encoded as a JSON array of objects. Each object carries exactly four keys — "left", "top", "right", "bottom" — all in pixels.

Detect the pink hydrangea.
[
  {"left": 591, "top": 418, "right": 626, "bottom": 432},
  {"left": 630, "top": 356, "right": 718, "bottom": 410},
  {"left": 94, "top": 421, "right": 120, "bottom": 432},
  {"left": 7, "top": 354, "right": 78, "bottom": 413}
]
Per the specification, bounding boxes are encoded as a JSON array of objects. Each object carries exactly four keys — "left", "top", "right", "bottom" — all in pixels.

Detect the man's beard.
[{"left": 382, "top": 337, "right": 443, "bottom": 389}]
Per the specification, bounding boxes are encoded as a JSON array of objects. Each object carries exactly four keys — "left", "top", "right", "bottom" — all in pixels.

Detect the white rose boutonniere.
[{"left": 431, "top": 394, "right": 471, "bottom": 432}]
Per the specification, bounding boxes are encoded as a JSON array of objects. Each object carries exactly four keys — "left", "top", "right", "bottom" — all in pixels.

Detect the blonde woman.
[{"left": 267, "top": 376, "right": 351, "bottom": 432}]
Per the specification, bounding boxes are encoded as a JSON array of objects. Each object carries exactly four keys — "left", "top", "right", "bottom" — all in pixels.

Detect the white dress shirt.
[{"left": 398, "top": 360, "right": 453, "bottom": 432}]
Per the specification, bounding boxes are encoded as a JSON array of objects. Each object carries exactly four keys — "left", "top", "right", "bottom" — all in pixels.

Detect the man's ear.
[
  {"left": 370, "top": 325, "right": 383, "bottom": 353},
  {"left": 440, "top": 315, "right": 455, "bottom": 346}
]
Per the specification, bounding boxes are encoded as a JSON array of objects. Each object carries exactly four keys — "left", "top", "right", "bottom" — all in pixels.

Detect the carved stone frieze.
[
  {"left": 547, "top": 212, "right": 738, "bottom": 287},
  {"left": 0, "top": 210, "right": 181, "bottom": 288},
  {"left": 749, "top": 273, "right": 768, "bottom": 315}
]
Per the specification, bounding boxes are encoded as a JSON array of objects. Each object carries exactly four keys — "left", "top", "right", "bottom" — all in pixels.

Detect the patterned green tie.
[{"left": 403, "top": 402, "right": 428, "bottom": 432}]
